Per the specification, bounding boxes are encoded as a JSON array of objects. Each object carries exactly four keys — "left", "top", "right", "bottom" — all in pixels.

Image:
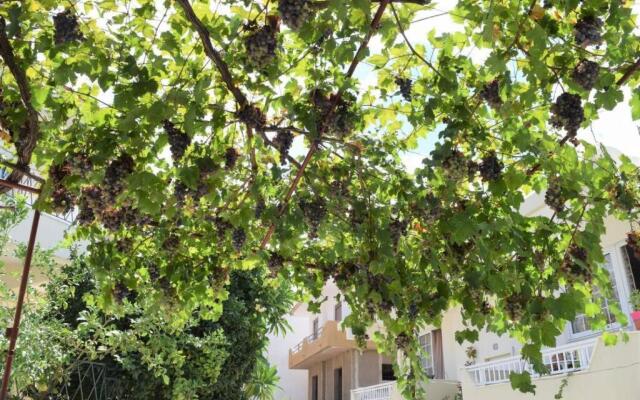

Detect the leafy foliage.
[{"left": 0, "top": 0, "right": 639, "bottom": 395}]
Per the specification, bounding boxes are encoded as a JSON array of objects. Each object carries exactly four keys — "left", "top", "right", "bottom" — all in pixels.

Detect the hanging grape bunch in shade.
[
  {"left": 231, "top": 227, "right": 246, "bottom": 251},
  {"left": 309, "top": 89, "right": 355, "bottom": 138},
  {"left": 224, "top": 147, "right": 239, "bottom": 169},
  {"left": 550, "top": 93, "right": 584, "bottom": 138},
  {"left": 628, "top": 231, "right": 640, "bottom": 259},
  {"left": 480, "top": 80, "right": 502, "bottom": 108},
  {"left": 298, "top": 197, "right": 326, "bottom": 238},
  {"left": 237, "top": 104, "right": 267, "bottom": 130},
  {"left": 53, "top": 10, "right": 83, "bottom": 44},
  {"left": 254, "top": 197, "right": 266, "bottom": 219},
  {"left": 561, "top": 244, "right": 593, "bottom": 284},
  {"left": 267, "top": 252, "right": 284, "bottom": 272},
  {"left": 113, "top": 282, "right": 132, "bottom": 304},
  {"left": 104, "top": 153, "right": 135, "bottom": 200},
  {"left": 395, "top": 77, "right": 413, "bottom": 101},
  {"left": 572, "top": 60, "right": 599, "bottom": 91},
  {"left": 574, "top": 15, "right": 603, "bottom": 47},
  {"left": 244, "top": 21, "right": 278, "bottom": 70},
  {"left": 442, "top": 148, "right": 469, "bottom": 181},
  {"left": 278, "top": 0, "right": 313, "bottom": 31},
  {"left": 273, "top": 130, "right": 294, "bottom": 165},
  {"left": 163, "top": 120, "right": 190, "bottom": 161},
  {"left": 504, "top": 294, "right": 527, "bottom": 321},
  {"left": 544, "top": 177, "right": 566, "bottom": 213},
  {"left": 48, "top": 162, "right": 75, "bottom": 214},
  {"left": 479, "top": 152, "right": 503, "bottom": 182}
]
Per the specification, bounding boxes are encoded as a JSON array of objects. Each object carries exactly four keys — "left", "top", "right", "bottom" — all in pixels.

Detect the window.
[
  {"left": 335, "top": 302, "right": 342, "bottom": 321},
  {"left": 334, "top": 368, "right": 342, "bottom": 400},
  {"left": 418, "top": 332, "right": 434, "bottom": 378},
  {"left": 311, "top": 376, "right": 318, "bottom": 400},
  {"left": 312, "top": 318, "right": 319, "bottom": 340},
  {"left": 571, "top": 254, "right": 620, "bottom": 334},
  {"left": 382, "top": 364, "right": 396, "bottom": 381},
  {"left": 622, "top": 244, "right": 640, "bottom": 292}
]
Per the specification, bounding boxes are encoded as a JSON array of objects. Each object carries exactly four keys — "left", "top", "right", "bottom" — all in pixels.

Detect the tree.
[
  {"left": 0, "top": 0, "right": 639, "bottom": 395},
  {"left": 0, "top": 194, "right": 292, "bottom": 399}
]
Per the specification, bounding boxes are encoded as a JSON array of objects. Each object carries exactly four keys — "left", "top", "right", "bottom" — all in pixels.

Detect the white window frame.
[
  {"left": 570, "top": 246, "right": 629, "bottom": 339},
  {"left": 418, "top": 332, "right": 434, "bottom": 377}
]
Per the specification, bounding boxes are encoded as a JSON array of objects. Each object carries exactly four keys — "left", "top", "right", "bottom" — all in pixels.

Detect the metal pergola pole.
[{"left": 0, "top": 177, "right": 41, "bottom": 400}]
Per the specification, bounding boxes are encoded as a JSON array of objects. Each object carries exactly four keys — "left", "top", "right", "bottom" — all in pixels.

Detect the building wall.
[{"left": 267, "top": 314, "right": 310, "bottom": 400}]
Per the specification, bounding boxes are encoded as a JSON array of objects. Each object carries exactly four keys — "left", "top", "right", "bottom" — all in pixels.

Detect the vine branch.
[{"left": 0, "top": 18, "right": 40, "bottom": 192}]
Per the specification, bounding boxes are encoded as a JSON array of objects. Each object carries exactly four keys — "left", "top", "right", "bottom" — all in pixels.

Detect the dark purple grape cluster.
[
  {"left": 329, "top": 179, "right": 349, "bottom": 197},
  {"left": 69, "top": 152, "right": 92, "bottom": 176},
  {"left": 255, "top": 197, "right": 266, "bottom": 219},
  {"left": 571, "top": 59, "right": 599, "bottom": 90},
  {"left": 162, "top": 233, "right": 180, "bottom": 251},
  {"left": 53, "top": 10, "right": 83, "bottom": 45},
  {"left": 244, "top": 25, "right": 278, "bottom": 69},
  {"left": 77, "top": 202, "right": 95, "bottom": 225},
  {"left": 104, "top": 153, "right": 135, "bottom": 199},
  {"left": 48, "top": 161, "right": 76, "bottom": 214},
  {"left": 310, "top": 90, "right": 355, "bottom": 138},
  {"left": 273, "top": 130, "right": 294, "bottom": 165},
  {"left": 116, "top": 237, "right": 132, "bottom": 253},
  {"left": 237, "top": 104, "right": 267, "bottom": 130},
  {"left": 224, "top": 147, "right": 239, "bottom": 170},
  {"left": 211, "top": 216, "right": 232, "bottom": 239},
  {"left": 480, "top": 80, "right": 502, "bottom": 108},
  {"left": 163, "top": 120, "right": 191, "bottom": 161},
  {"left": 561, "top": 244, "right": 592, "bottom": 284},
  {"left": 627, "top": 231, "right": 640, "bottom": 259},
  {"left": 574, "top": 16, "right": 603, "bottom": 47},
  {"left": 174, "top": 181, "right": 189, "bottom": 206},
  {"left": 389, "top": 218, "right": 408, "bottom": 248},
  {"left": 442, "top": 149, "right": 469, "bottom": 180},
  {"left": 51, "top": 187, "right": 76, "bottom": 214},
  {"left": 148, "top": 263, "right": 160, "bottom": 281},
  {"left": 479, "top": 152, "right": 503, "bottom": 182},
  {"left": 232, "top": 227, "right": 246, "bottom": 251},
  {"left": 100, "top": 206, "right": 137, "bottom": 231},
  {"left": 298, "top": 197, "right": 326, "bottom": 238},
  {"left": 278, "top": 0, "right": 312, "bottom": 31},
  {"left": 268, "top": 252, "right": 284, "bottom": 273},
  {"left": 544, "top": 178, "right": 566, "bottom": 213},
  {"left": 550, "top": 92, "right": 584, "bottom": 136},
  {"left": 113, "top": 282, "right": 131, "bottom": 304},
  {"left": 395, "top": 332, "right": 411, "bottom": 351},
  {"left": 395, "top": 77, "right": 413, "bottom": 101}
]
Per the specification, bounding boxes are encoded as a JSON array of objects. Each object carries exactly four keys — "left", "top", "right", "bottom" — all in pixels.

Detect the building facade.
[{"left": 273, "top": 191, "right": 640, "bottom": 400}]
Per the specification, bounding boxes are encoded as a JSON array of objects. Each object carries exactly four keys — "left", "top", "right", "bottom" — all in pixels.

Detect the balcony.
[
  {"left": 460, "top": 332, "right": 640, "bottom": 399},
  {"left": 288, "top": 320, "right": 375, "bottom": 369},
  {"left": 350, "top": 380, "right": 460, "bottom": 400}
]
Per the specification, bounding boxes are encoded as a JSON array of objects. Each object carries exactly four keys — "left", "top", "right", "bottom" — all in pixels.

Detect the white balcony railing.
[
  {"left": 466, "top": 338, "right": 598, "bottom": 386},
  {"left": 350, "top": 381, "right": 395, "bottom": 400}
]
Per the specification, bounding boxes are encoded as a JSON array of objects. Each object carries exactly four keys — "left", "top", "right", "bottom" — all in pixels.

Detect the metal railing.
[
  {"left": 466, "top": 338, "right": 598, "bottom": 386},
  {"left": 350, "top": 381, "right": 395, "bottom": 400},
  {"left": 0, "top": 166, "right": 76, "bottom": 224},
  {"left": 290, "top": 326, "right": 324, "bottom": 355}
]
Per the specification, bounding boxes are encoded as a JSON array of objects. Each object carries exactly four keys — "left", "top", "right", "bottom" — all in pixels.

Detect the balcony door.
[{"left": 312, "top": 318, "right": 319, "bottom": 340}]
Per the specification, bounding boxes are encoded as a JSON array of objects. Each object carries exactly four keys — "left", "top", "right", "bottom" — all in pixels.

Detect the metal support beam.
[{"left": 0, "top": 210, "right": 41, "bottom": 400}]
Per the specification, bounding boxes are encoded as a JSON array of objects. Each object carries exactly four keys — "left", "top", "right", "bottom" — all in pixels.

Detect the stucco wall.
[
  {"left": 267, "top": 314, "right": 310, "bottom": 400},
  {"left": 307, "top": 350, "right": 355, "bottom": 400}
]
